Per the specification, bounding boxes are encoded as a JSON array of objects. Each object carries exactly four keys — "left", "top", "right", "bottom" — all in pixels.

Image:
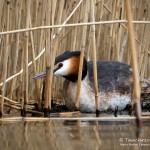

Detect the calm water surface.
[{"left": 0, "top": 114, "right": 150, "bottom": 150}]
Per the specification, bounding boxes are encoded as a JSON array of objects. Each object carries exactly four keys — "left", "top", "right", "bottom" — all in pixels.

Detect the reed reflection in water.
[{"left": 0, "top": 119, "right": 150, "bottom": 150}]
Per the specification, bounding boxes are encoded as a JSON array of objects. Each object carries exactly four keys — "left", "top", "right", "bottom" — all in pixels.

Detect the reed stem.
[
  {"left": 75, "top": 0, "right": 88, "bottom": 111},
  {"left": 125, "top": 0, "right": 142, "bottom": 127},
  {"left": 90, "top": 0, "right": 100, "bottom": 116},
  {"left": 1, "top": 20, "right": 150, "bottom": 36},
  {"left": 24, "top": 0, "right": 31, "bottom": 114},
  {"left": 44, "top": 67, "right": 51, "bottom": 117},
  {"left": 75, "top": 49, "right": 84, "bottom": 110},
  {"left": 0, "top": 0, "right": 10, "bottom": 117}
]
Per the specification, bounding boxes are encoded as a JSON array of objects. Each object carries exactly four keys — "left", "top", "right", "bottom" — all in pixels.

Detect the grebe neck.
[{"left": 63, "top": 56, "right": 87, "bottom": 82}]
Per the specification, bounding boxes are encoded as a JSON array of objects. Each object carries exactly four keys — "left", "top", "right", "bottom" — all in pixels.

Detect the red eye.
[{"left": 58, "top": 63, "right": 63, "bottom": 68}]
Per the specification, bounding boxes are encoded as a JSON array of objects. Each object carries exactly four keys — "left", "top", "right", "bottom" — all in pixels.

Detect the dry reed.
[
  {"left": 0, "top": 116, "right": 150, "bottom": 122},
  {"left": 90, "top": 0, "right": 100, "bottom": 116},
  {"left": 43, "top": 67, "right": 51, "bottom": 117},
  {"left": 1, "top": 20, "right": 150, "bottom": 36},
  {"left": 24, "top": 0, "right": 31, "bottom": 113},
  {"left": 75, "top": 49, "right": 84, "bottom": 110},
  {"left": 0, "top": 0, "right": 10, "bottom": 116},
  {"left": 125, "top": 0, "right": 142, "bottom": 126},
  {"left": 75, "top": 0, "right": 88, "bottom": 111}
]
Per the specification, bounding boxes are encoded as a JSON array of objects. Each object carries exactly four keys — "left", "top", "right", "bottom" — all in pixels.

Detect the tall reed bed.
[{"left": 0, "top": 0, "right": 150, "bottom": 115}]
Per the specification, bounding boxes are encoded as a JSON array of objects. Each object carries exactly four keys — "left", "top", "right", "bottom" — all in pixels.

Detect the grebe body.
[
  {"left": 64, "top": 61, "right": 132, "bottom": 112},
  {"left": 34, "top": 51, "right": 133, "bottom": 113}
]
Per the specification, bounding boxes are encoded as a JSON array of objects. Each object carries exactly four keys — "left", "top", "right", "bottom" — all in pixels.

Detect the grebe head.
[{"left": 34, "top": 51, "right": 87, "bottom": 82}]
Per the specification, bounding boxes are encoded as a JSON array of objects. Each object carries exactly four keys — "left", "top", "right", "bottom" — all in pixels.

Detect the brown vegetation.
[{"left": 0, "top": 0, "right": 150, "bottom": 116}]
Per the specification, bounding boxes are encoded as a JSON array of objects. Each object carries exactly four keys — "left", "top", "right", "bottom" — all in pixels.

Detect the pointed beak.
[{"left": 33, "top": 71, "right": 46, "bottom": 79}]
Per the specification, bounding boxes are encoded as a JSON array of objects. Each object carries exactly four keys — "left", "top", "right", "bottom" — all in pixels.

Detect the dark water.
[{"left": 0, "top": 115, "right": 150, "bottom": 150}]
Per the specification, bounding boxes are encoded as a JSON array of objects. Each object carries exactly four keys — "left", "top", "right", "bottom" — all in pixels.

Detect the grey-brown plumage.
[{"left": 87, "top": 61, "right": 133, "bottom": 93}]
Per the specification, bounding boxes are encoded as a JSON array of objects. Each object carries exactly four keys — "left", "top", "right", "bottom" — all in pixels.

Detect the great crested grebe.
[{"left": 34, "top": 51, "right": 133, "bottom": 115}]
